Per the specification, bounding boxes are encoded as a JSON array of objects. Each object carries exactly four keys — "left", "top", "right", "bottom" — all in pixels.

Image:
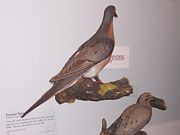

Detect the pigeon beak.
[
  {"left": 150, "top": 96, "right": 167, "bottom": 110},
  {"left": 114, "top": 12, "right": 118, "bottom": 18}
]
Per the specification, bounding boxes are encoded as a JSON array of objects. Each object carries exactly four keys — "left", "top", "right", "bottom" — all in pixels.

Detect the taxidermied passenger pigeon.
[{"left": 21, "top": 5, "right": 117, "bottom": 118}]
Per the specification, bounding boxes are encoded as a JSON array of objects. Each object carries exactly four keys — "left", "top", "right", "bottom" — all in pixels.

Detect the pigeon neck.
[
  {"left": 97, "top": 18, "right": 115, "bottom": 41},
  {"left": 137, "top": 100, "right": 151, "bottom": 107}
]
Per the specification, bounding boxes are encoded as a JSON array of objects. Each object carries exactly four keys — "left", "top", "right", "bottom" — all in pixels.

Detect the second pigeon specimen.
[
  {"left": 114, "top": 92, "right": 162, "bottom": 135},
  {"left": 21, "top": 5, "right": 118, "bottom": 118},
  {"left": 99, "top": 92, "right": 167, "bottom": 135}
]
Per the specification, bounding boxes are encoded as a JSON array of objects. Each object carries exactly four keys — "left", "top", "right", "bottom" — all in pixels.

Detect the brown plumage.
[
  {"left": 21, "top": 5, "right": 117, "bottom": 118},
  {"left": 114, "top": 92, "right": 157, "bottom": 135}
]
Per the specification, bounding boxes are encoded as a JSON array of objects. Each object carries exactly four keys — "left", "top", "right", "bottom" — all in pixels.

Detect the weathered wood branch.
[{"left": 55, "top": 77, "right": 133, "bottom": 104}]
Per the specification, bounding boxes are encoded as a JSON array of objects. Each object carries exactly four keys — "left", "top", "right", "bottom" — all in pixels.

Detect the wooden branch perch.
[{"left": 55, "top": 77, "right": 133, "bottom": 104}]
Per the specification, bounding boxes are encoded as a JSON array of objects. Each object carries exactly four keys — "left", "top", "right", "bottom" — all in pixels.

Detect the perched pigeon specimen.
[
  {"left": 99, "top": 93, "right": 167, "bottom": 135},
  {"left": 114, "top": 92, "right": 161, "bottom": 135},
  {"left": 21, "top": 5, "right": 117, "bottom": 118}
]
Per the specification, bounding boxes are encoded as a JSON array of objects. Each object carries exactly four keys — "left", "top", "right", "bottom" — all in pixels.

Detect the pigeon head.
[
  {"left": 137, "top": 92, "right": 167, "bottom": 110},
  {"left": 137, "top": 92, "right": 155, "bottom": 106},
  {"left": 104, "top": 5, "right": 118, "bottom": 19}
]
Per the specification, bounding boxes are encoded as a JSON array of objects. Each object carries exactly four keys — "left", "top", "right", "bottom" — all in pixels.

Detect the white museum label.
[
  {"left": 105, "top": 46, "right": 130, "bottom": 69},
  {"left": 1, "top": 108, "right": 57, "bottom": 135}
]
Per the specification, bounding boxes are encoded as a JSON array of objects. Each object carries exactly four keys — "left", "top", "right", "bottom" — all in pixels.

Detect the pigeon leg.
[{"left": 94, "top": 76, "right": 103, "bottom": 84}]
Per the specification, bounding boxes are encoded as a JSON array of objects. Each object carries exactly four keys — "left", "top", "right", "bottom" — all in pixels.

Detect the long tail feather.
[{"left": 21, "top": 86, "right": 58, "bottom": 118}]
